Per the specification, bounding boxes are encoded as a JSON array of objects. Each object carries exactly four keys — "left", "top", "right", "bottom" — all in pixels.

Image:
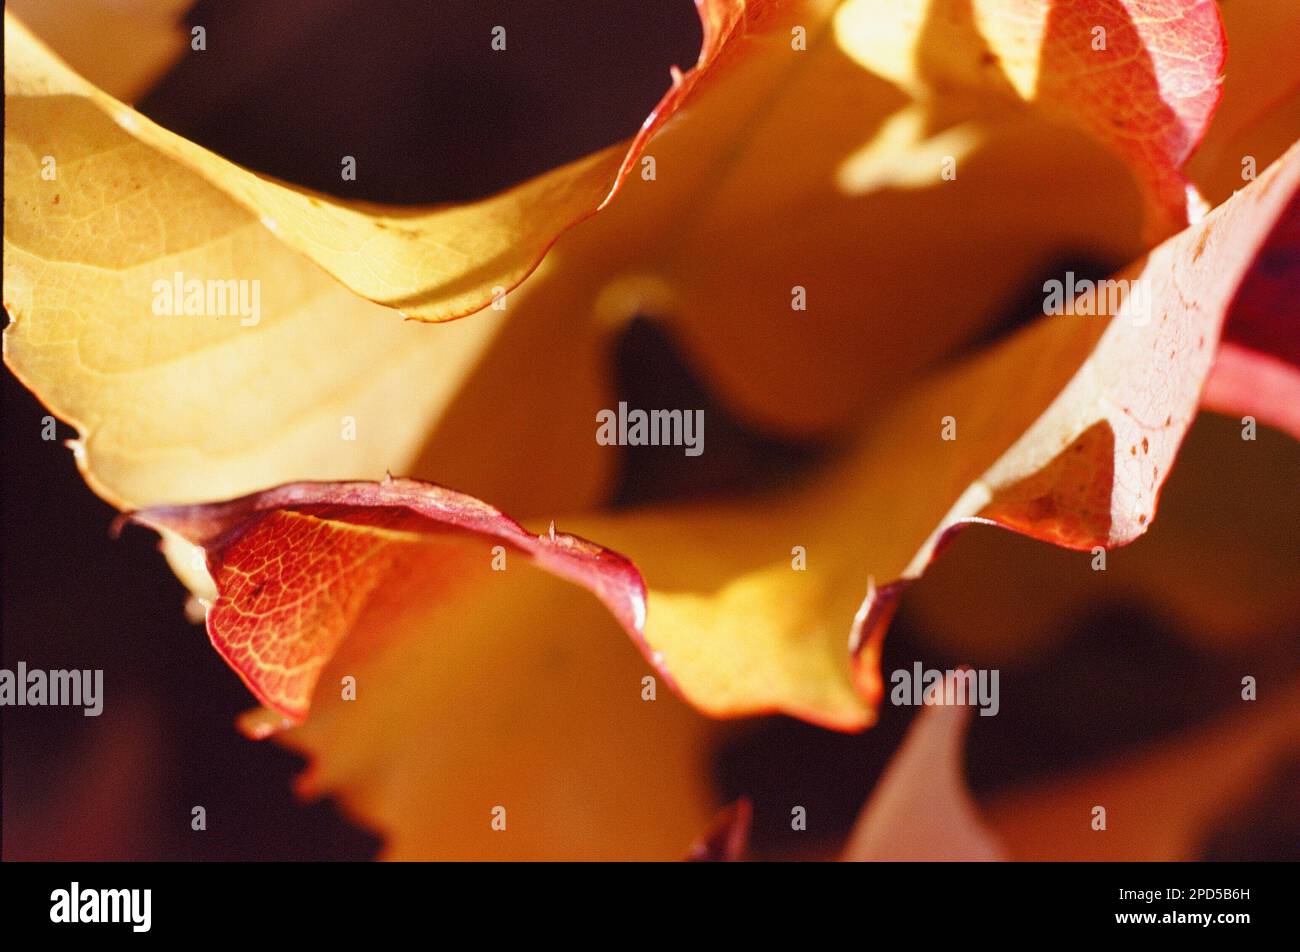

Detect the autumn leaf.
[
  {"left": 5, "top": 0, "right": 1230, "bottom": 516},
  {"left": 577, "top": 140, "right": 1300, "bottom": 729},
  {"left": 899, "top": 168, "right": 1300, "bottom": 666},
  {"left": 5, "top": 1, "right": 1300, "bottom": 863},
  {"left": 2, "top": 2, "right": 745, "bottom": 325},
  {"left": 126, "top": 141, "right": 1300, "bottom": 747},
  {"left": 5, "top": 0, "right": 1224, "bottom": 323},
  {"left": 2, "top": 0, "right": 1289, "bottom": 728},
  {"left": 126, "top": 478, "right": 717, "bottom": 860},
  {"left": 128, "top": 478, "right": 648, "bottom": 722}
]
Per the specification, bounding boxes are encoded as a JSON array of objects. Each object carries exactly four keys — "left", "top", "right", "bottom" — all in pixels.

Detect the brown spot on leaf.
[
  {"left": 1192, "top": 227, "right": 1211, "bottom": 262},
  {"left": 982, "top": 421, "right": 1114, "bottom": 548}
]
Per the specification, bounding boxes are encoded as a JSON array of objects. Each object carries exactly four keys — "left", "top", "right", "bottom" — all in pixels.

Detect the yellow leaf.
[
  {"left": 272, "top": 545, "right": 718, "bottom": 861},
  {"left": 3, "top": 71, "right": 505, "bottom": 508},
  {"left": 2, "top": 12, "right": 638, "bottom": 324},
  {"left": 569, "top": 142, "right": 1300, "bottom": 728},
  {"left": 137, "top": 145, "right": 1300, "bottom": 753},
  {"left": 6, "top": 0, "right": 1173, "bottom": 482},
  {"left": 7, "top": 3, "right": 1289, "bottom": 725}
]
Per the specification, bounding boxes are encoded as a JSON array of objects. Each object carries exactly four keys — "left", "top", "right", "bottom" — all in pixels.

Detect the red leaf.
[
  {"left": 129, "top": 479, "right": 646, "bottom": 722},
  {"left": 1030, "top": 0, "right": 1226, "bottom": 236}
]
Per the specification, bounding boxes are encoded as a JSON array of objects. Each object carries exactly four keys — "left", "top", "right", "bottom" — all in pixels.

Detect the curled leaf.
[
  {"left": 2, "top": 14, "right": 506, "bottom": 509},
  {"left": 905, "top": 412, "right": 1300, "bottom": 665},
  {"left": 563, "top": 140, "right": 1300, "bottom": 730},
  {"left": 129, "top": 479, "right": 646, "bottom": 722},
  {"left": 6, "top": 0, "right": 1223, "bottom": 507},
  {"left": 1, "top": 4, "right": 763, "bottom": 324},
  {"left": 129, "top": 141, "right": 1300, "bottom": 735}
]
